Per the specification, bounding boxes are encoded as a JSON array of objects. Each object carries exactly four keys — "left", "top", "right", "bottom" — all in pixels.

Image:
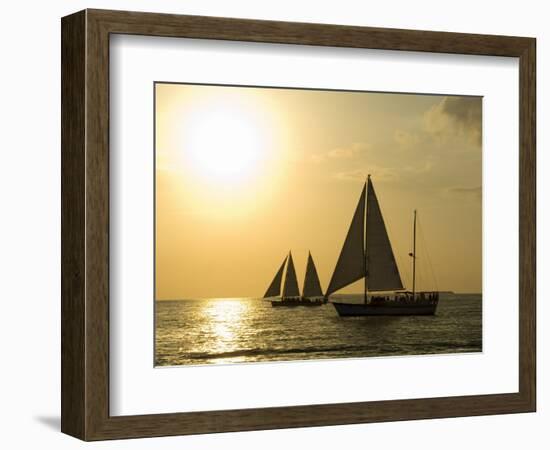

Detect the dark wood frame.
[{"left": 61, "top": 8, "right": 536, "bottom": 441}]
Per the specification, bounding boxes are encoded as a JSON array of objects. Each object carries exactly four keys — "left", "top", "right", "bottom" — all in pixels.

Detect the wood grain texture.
[
  {"left": 89, "top": 8, "right": 532, "bottom": 56},
  {"left": 518, "top": 38, "right": 536, "bottom": 408},
  {"left": 60, "top": 9, "right": 536, "bottom": 441},
  {"left": 61, "top": 10, "right": 86, "bottom": 439}
]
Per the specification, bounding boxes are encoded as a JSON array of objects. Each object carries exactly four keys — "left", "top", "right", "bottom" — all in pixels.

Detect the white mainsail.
[
  {"left": 282, "top": 251, "right": 300, "bottom": 298},
  {"left": 263, "top": 255, "right": 288, "bottom": 298},
  {"left": 302, "top": 251, "right": 323, "bottom": 298},
  {"left": 366, "top": 178, "right": 404, "bottom": 291},
  {"left": 325, "top": 184, "right": 366, "bottom": 296}
]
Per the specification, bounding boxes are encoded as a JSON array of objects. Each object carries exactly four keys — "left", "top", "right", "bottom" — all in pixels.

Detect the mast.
[
  {"left": 364, "top": 175, "right": 370, "bottom": 304},
  {"left": 326, "top": 177, "right": 402, "bottom": 299},
  {"left": 412, "top": 210, "right": 417, "bottom": 299}
]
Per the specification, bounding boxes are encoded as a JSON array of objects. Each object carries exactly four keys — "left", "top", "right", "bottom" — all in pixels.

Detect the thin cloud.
[
  {"left": 334, "top": 167, "right": 395, "bottom": 183},
  {"left": 394, "top": 130, "right": 421, "bottom": 149},
  {"left": 328, "top": 142, "right": 368, "bottom": 158},
  {"left": 334, "top": 161, "right": 433, "bottom": 183},
  {"left": 310, "top": 142, "right": 368, "bottom": 164},
  {"left": 448, "top": 186, "right": 482, "bottom": 200}
]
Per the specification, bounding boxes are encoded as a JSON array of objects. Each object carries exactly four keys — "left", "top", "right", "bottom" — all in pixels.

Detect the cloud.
[
  {"left": 328, "top": 142, "right": 368, "bottom": 158},
  {"left": 424, "top": 97, "right": 482, "bottom": 146},
  {"left": 310, "top": 142, "right": 368, "bottom": 164},
  {"left": 394, "top": 130, "right": 421, "bottom": 149},
  {"left": 447, "top": 186, "right": 482, "bottom": 200},
  {"left": 334, "top": 167, "right": 395, "bottom": 183},
  {"left": 334, "top": 161, "right": 434, "bottom": 184}
]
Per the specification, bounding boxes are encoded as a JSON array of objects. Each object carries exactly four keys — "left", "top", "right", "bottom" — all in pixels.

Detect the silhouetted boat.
[
  {"left": 263, "top": 254, "right": 288, "bottom": 300},
  {"left": 326, "top": 176, "right": 439, "bottom": 316},
  {"left": 264, "top": 251, "right": 324, "bottom": 307},
  {"left": 301, "top": 251, "right": 325, "bottom": 305}
]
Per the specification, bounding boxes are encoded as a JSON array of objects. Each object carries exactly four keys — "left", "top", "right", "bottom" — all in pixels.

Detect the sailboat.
[
  {"left": 263, "top": 251, "right": 324, "bottom": 307},
  {"left": 301, "top": 251, "right": 325, "bottom": 305},
  {"left": 280, "top": 251, "right": 301, "bottom": 305},
  {"left": 263, "top": 254, "right": 288, "bottom": 300},
  {"left": 326, "top": 175, "right": 439, "bottom": 316}
]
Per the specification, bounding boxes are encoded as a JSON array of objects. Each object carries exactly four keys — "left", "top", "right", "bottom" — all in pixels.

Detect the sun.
[{"left": 181, "top": 101, "right": 271, "bottom": 183}]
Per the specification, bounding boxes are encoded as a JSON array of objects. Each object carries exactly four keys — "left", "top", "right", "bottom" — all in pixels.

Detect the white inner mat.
[{"left": 110, "top": 34, "right": 519, "bottom": 416}]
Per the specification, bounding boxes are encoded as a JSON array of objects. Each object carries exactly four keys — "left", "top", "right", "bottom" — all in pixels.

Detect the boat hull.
[
  {"left": 332, "top": 302, "right": 436, "bottom": 316},
  {"left": 271, "top": 297, "right": 323, "bottom": 307},
  {"left": 332, "top": 294, "right": 439, "bottom": 316}
]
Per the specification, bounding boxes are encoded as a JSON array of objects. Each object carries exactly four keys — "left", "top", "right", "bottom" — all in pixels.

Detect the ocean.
[{"left": 155, "top": 293, "right": 482, "bottom": 366}]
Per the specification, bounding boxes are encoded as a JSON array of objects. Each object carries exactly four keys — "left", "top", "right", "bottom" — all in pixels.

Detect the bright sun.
[{"left": 181, "top": 102, "right": 271, "bottom": 182}]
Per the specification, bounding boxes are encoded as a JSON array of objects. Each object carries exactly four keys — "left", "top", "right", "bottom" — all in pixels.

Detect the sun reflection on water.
[{"left": 200, "top": 298, "right": 250, "bottom": 361}]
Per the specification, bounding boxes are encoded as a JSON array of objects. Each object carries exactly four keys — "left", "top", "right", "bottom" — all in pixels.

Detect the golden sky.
[{"left": 155, "top": 83, "right": 482, "bottom": 299}]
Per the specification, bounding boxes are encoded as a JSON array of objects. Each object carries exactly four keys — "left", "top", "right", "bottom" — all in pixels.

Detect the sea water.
[{"left": 155, "top": 293, "right": 481, "bottom": 366}]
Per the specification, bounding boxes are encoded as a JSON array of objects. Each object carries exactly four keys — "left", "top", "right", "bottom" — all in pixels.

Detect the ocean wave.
[
  {"left": 183, "top": 344, "right": 373, "bottom": 360},
  {"left": 179, "top": 340, "right": 480, "bottom": 361}
]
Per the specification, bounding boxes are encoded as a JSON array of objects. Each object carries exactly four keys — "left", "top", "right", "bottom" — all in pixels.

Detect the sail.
[
  {"left": 366, "top": 178, "right": 404, "bottom": 291},
  {"left": 283, "top": 252, "right": 300, "bottom": 298},
  {"left": 326, "top": 183, "right": 366, "bottom": 296},
  {"left": 302, "top": 252, "right": 323, "bottom": 298},
  {"left": 263, "top": 256, "right": 287, "bottom": 298}
]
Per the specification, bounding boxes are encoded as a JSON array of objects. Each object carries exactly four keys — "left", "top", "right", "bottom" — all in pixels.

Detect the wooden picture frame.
[{"left": 61, "top": 9, "right": 536, "bottom": 441}]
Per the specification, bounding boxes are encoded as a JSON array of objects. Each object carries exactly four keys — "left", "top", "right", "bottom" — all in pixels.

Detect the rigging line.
[
  {"left": 395, "top": 211, "right": 415, "bottom": 292},
  {"left": 394, "top": 236, "right": 409, "bottom": 290},
  {"left": 425, "top": 240, "right": 439, "bottom": 291},
  {"left": 382, "top": 208, "right": 408, "bottom": 290},
  {"left": 382, "top": 209, "right": 407, "bottom": 283},
  {"left": 418, "top": 215, "right": 433, "bottom": 293},
  {"left": 417, "top": 216, "right": 439, "bottom": 291},
  {"left": 416, "top": 218, "right": 430, "bottom": 290}
]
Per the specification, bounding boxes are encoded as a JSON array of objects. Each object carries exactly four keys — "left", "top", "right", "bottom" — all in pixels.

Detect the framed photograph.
[{"left": 61, "top": 9, "right": 536, "bottom": 440}]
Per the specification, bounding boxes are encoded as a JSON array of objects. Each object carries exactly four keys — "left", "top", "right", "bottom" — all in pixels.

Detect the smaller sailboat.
[
  {"left": 263, "top": 251, "right": 300, "bottom": 307},
  {"left": 279, "top": 251, "right": 301, "bottom": 305},
  {"left": 263, "top": 251, "right": 324, "bottom": 307},
  {"left": 301, "top": 251, "right": 325, "bottom": 305},
  {"left": 263, "top": 254, "right": 288, "bottom": 299}
]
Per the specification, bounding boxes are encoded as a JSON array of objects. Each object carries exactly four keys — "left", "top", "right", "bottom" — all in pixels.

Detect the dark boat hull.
[
  {"left": 332, "top": 294, "right": 439, "bottom": 316},
  {"left": 271, "top": 297, "right": 324, "bottom": 307}
]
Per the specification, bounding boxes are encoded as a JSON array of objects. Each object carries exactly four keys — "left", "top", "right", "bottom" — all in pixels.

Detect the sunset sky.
[{"left": 155, "top": 83, "right": 482, "bottom": 299}]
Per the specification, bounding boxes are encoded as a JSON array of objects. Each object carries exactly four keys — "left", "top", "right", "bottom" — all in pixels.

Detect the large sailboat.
[
  {"left": 326, "top": 176, "right": 439, "bottom": 316},
  {"left": 263, "top": 251, "right": 324, "bottom": 307}
]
